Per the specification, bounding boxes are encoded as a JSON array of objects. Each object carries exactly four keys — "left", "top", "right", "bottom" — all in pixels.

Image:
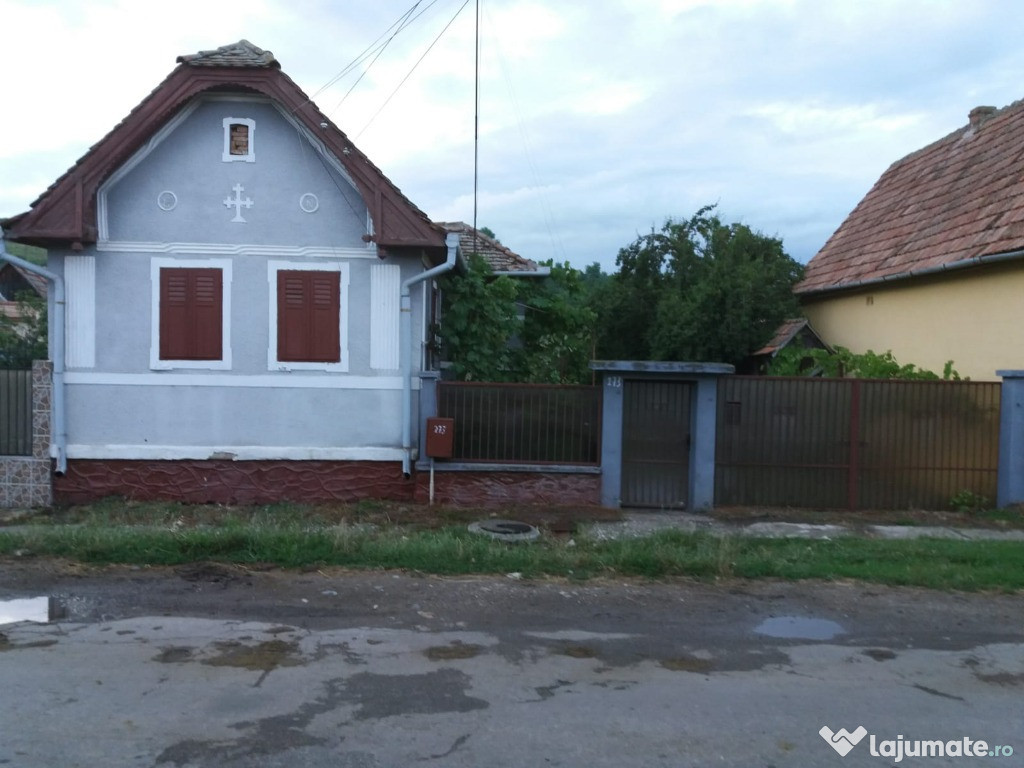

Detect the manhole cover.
[{"left": 468, "top": 520, "right": 540, "bottom": 542}]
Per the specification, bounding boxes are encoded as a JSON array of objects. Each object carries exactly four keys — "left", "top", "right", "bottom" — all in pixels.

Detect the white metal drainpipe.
[
  {"left": 0, "top": 227, "right": 67, "bottom": 474},
  {"left": 400, "top": 231, "right": 459, "bottom": 478}
]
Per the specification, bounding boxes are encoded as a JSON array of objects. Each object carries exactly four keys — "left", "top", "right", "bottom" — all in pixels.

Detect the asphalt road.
[{"left": 1, "top": 561, "right": 1021, "bottom": 767}]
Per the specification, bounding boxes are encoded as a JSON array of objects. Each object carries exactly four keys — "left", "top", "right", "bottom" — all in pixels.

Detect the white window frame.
[
  {"left": 267, "top": 260, "right": 350, "bottom": 372},
  {"left": 150, "top": 257, "right": 233, "bottom": 371},
  {"left": 222, "top": 117, "right": 256, "bottom": 163}
]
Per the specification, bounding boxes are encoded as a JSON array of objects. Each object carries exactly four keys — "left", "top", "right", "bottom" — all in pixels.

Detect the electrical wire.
[
  {"left": 353, "top": 0, "right": 472, "bottom": 140},
  {"left": 483, "top": 6, "right": 569, "bottom": 263},
  {"left": 311, "top": 2, "right": 422, "bottom": 102}
]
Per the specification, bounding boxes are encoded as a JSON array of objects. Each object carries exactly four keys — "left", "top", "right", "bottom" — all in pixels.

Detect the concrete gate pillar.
[
  {"left": 997, "top": 370, "right": 1024, "bottom": 508},
  {"left": 591, "top": 361, "right": 733, "bottom": 511}
]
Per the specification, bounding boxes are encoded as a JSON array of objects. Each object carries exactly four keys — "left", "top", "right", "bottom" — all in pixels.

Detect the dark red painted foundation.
[
  {"left": 55, "top": 459, "right": 414, "bottom": 505},
  {"left": 414, "top": 470, "right": 600, "bottom": 507},
  {"left": 54, "top": 459, "right": 602, "bottom": 507}
]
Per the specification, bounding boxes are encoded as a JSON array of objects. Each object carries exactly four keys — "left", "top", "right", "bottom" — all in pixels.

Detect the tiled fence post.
[
  {"left": 997, "top": 370, "right": 1024, "bottom": 508},
  {"left": 1, "top": 360, "right": 53, "bottom": 508}
]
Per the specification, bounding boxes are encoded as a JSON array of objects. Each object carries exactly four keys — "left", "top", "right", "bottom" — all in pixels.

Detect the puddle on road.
[
  {"left": 754, "top": 616, "right": 845, "bottom": 640},
  {"left": 0, "top": 597, "right": 57, "bottom": 626}
]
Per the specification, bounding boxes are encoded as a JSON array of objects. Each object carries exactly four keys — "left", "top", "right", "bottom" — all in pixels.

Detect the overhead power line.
[{"left": 354, "top": 0, "right": 472, "bottom": 139}]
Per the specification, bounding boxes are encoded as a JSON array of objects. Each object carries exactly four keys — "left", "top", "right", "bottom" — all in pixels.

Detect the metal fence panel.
[
  {"left": 716, "top": 377, "right": 1000, "bottom": 510},
  {"left": 0, "top": 369, "right": 33, "bottom": 456},
  {"left": 621, "top": 380, "right": 691, "bottom": 508},
  {"left": 436, "top": 382, "right": 601, "bottom": 465}
]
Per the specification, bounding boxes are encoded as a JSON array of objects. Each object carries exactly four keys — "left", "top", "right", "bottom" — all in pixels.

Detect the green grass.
[{"left": 1, "top": 522, "right": 1023, "bottom": 591}]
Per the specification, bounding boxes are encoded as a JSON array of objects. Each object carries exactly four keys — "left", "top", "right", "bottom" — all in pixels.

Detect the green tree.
[
  {"left": 0, "top": 290, "right": 48, "bottom": 369},
  {"left": 513, "top": 261, "right": 597, "bottom": 384},
  {"left": 436, "top": 253, "right": 519, "bottom": 381},
  {"left": 593, "top": 206, "right": 803, "bottom": 366},
  {"left": 436, "top": 254, "right": 597, "bottom": 384}
]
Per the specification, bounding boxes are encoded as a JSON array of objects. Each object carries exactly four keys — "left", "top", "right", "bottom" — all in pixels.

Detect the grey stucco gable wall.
[{"left": 102, "top": 97, "right": 371, "bottom": 247}]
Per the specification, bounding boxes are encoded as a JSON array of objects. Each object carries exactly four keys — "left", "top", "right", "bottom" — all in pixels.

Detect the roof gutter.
[
  {"left": 399, "top": 232, "right": 460, "bottom": 477},
  {"left": 798, "top": 247, "right": 1024, "bottom": 298},
  {"left": 0, "top": 227, "right": 67, "bottom": 475},
  {"left": 491, "top": 266, "right": 552, "bottom": 277}
]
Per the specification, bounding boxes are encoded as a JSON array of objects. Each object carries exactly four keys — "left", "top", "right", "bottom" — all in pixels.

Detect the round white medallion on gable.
[
  {"left": 299, "top": 193, "right": 319, "bottom": 214},
  {"left": 157, "top": 191, "right": 178, "bottom": 211}
]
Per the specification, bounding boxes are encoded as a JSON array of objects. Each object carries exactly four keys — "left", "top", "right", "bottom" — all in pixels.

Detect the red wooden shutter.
[
  {"left": 277, "top": 270, "right": 340, "bottom": 363},
  {"left": 191, "top": 270, "right": 223, "bottom": 360},
  {"left": 159, "top": 268, "right": 222, "bottom": 361}
]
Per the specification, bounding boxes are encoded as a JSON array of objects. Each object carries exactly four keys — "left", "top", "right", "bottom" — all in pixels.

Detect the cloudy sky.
[{"left": 1, "top": 0, "right": 1023, "bottom": 271}]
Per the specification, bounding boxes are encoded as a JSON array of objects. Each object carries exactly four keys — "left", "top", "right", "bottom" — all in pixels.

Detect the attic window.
[{"left": 222, "top": 117, "right": 255, "bottom": 163}]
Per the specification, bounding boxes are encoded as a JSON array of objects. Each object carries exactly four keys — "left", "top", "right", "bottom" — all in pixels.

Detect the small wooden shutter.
[
  {"left": 277, "top": 270, "right": 340, "bottom": 363},
  {"left": 159, "top": 268, "right": 222, "bottom": 360}
]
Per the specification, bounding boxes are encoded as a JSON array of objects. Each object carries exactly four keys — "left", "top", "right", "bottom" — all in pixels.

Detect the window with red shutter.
[
  {"left": 276, "top": 270, "right": 340, "bottom": 363},
  {"left": 159, "top": 268, "right": 223, "bottom": 360}
]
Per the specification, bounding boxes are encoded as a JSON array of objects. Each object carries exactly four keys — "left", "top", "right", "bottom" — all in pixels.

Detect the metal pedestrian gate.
[{"left": 621, "top": 380, "right": 692, "bottom": 508}]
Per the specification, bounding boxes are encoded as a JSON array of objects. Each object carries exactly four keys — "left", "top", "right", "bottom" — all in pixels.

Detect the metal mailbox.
[{"left": 425, "top": 417, "right": 455, "bottom": 458}]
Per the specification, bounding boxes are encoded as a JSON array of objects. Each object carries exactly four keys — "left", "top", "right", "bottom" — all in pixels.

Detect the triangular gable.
[{"left": 4, "top": 41, "right": 446, "bottom": 255}]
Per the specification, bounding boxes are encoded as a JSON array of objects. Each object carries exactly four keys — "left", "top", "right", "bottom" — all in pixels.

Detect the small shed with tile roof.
[
  {"left": 438, "top": 222, "right": 549, "bottom": 276},
  {"left": 797, "top": 100, "right": 1024, "bottom": 381}
]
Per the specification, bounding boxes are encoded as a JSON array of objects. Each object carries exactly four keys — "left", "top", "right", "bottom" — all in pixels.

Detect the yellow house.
[{"left": 797, "top": 102, "right": 1024, "bottom": 381}]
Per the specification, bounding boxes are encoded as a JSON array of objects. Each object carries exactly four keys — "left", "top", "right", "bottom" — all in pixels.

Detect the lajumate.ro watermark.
[{"left": 820, "top": 725, "right": 1015, "bottom": 762}]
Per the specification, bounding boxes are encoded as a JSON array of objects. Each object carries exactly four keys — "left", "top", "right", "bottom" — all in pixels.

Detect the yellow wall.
[{"left": 801, "top": 261, "right": 1024, "bottom": 381}]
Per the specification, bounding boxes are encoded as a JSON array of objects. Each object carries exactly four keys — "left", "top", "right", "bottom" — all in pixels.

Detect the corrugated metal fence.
[
  {"left": 436, "top": 382, "right": 601, "bottom": 464},
  {"left": 0, "top": 369, "right": 33, "bottom": 456},
  {"left": 716, "top": 377, "right": 1001, "bottom": 510}
]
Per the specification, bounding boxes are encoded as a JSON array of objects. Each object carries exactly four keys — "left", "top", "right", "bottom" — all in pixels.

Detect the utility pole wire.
[
  {"left": 355, "top": 0, "right": 472, "bottom": 139},
  {"left": 473, "top": 0, "right": 480, "bottom": 257}
]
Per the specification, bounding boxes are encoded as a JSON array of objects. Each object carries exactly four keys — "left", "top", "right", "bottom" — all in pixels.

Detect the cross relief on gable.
[{"left": 223, "top": 183, "right": 254, "bottom": 223}]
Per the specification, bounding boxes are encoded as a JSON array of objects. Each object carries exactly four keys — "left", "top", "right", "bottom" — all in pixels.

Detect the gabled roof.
[
  {"left": 438, "top": 222, "right": 548, "bottom": 275},
  {"left": 3, "top": 40, "right": 446, "bottom": 254},
  {"left": 751, "top": 317, "right": 828, "bottom": 357},
  {"left": 797, "top": 100, "right": 1024, "bottom": 295}
]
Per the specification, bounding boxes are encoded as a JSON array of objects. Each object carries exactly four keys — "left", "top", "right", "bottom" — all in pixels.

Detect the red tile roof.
[
  {"left": 797, "top": 100, "right": 1024, "bottom": 295},
  {"left": 3, "top": 41, "right": 446, "bottom": 254},
  {"left": 439, "top": 222, "right": 546, "bottom": 274},
  {"left": 176, "top": 40, "right": 278, "bottom": 68},
  {"left": 752, "top": 318, "right": 812, "bottom": 357}
]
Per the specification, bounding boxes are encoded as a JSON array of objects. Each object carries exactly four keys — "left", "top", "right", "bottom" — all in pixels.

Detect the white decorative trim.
[
  {"left": 370, "top": 264, "right": 401, "bottom": 370},
  {"left": 149, "top": 257, "right": 233, "bottom": 371},
  {"left": 222, "top": 117, "right": 256, "bottom": 163},
  {"left": 64, "top": 256, "right": 96, "bottom": 369},
  {"left": 64, "top": 372, "right": 415, "bottom": 389},
  {"left": 96, "top": 241, "right": 378, "bottom": 259},
  {"left": 223, "top": 183, "right": 254, "bottom": 223},
  {"left": 157, "top": 191, "right": 178, "bottom": 211},
  {"left": 97, "top": 99, "right": 204, "bottom": 241},
  {"left": 267, "top": 260, "right": 350, "bottom": 372},
  {"left": 268, "top": 102, "right": 375, "bottom": 247},
  {"left": 64, "top": 444, "right": 405, "bottom": 462},
  {"left": 299, "top": 193, "right": 319, "bottom": 213}
]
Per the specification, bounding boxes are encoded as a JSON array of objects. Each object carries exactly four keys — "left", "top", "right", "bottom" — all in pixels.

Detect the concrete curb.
[{"left": 586, "top": 512, "right": 1024, "bottom": 542}]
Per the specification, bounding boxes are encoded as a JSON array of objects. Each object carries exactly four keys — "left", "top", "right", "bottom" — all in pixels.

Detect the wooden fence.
[{"left": 0, "top": 368, "right": 32, "bottom": 456}]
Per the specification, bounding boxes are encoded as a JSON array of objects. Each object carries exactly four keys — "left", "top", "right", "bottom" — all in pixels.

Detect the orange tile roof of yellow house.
[{"left": 797, "top": 100, "right": 1024, "bottom": 295}]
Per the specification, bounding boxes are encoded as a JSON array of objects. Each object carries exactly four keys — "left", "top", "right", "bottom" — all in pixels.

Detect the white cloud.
[{"left": 2, "top": 0, "right": 1024, "bottom": 271}]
